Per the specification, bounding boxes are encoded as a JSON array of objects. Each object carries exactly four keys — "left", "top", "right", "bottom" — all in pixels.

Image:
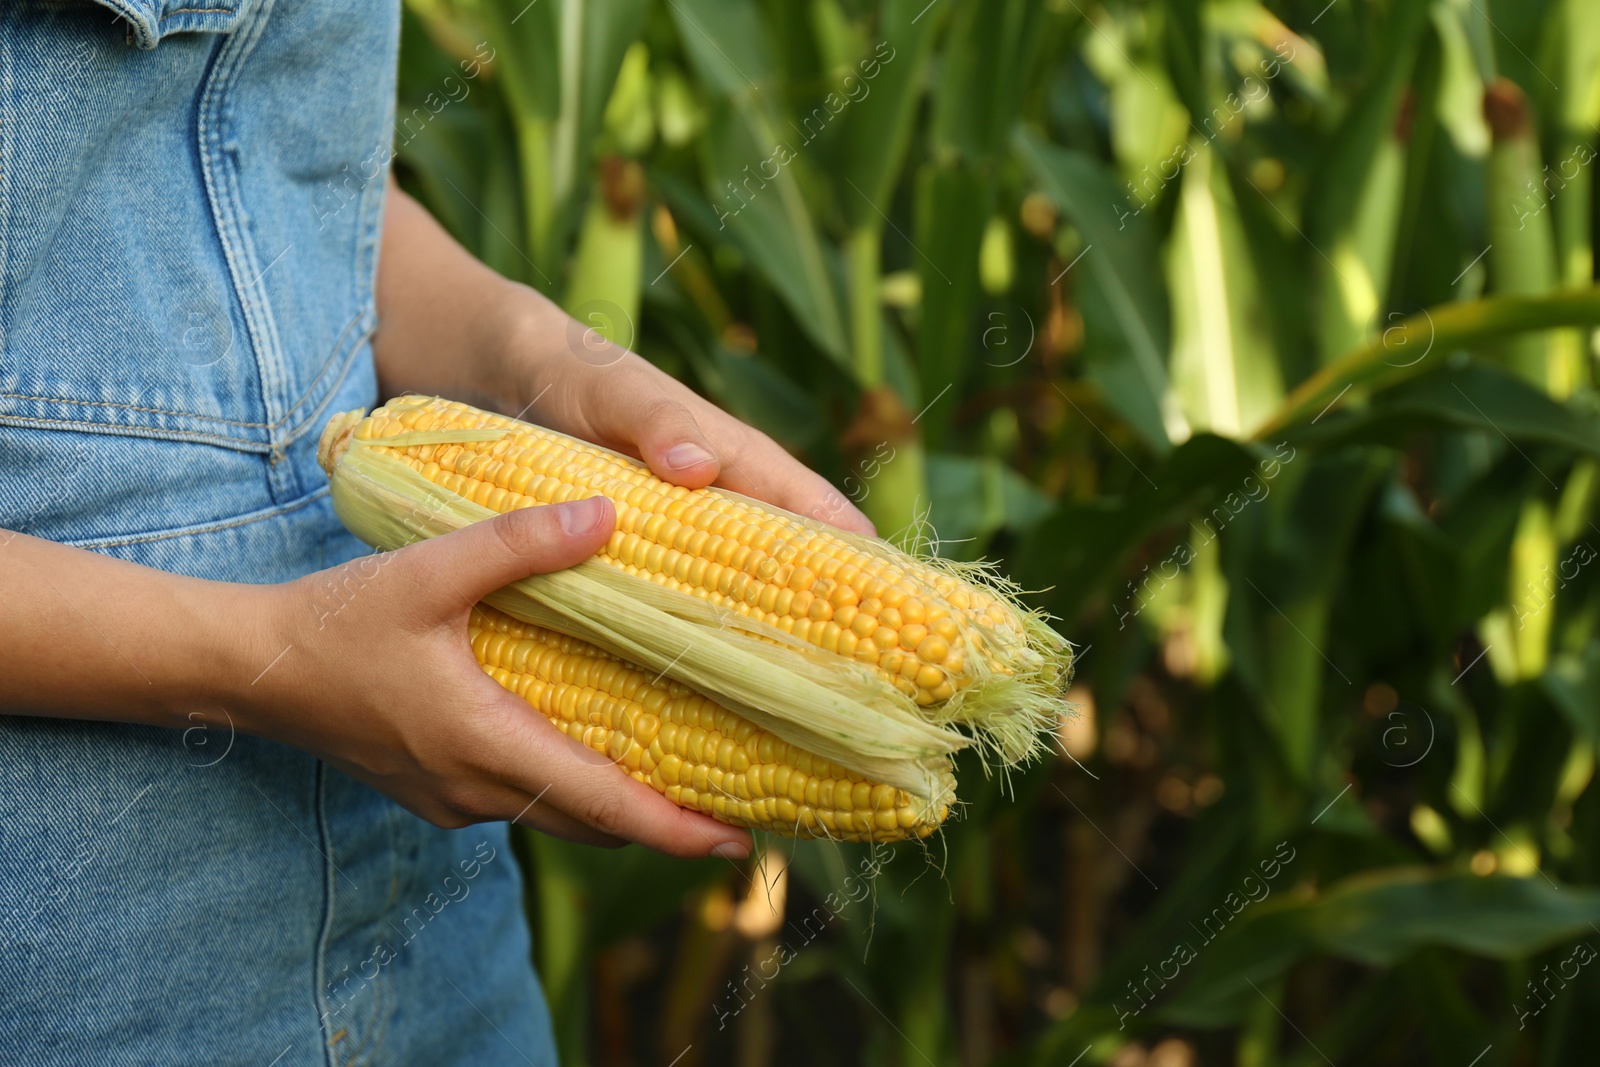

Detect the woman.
[{"left": 0, "top": 1, "right": 872, "bottom": 1062}]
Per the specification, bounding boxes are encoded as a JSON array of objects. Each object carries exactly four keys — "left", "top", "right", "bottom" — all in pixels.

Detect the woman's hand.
[
  {"left": 373, "top": 183, "right": 875, "bottom": 537},
  {"left": 0, "top": 506, "right": 749, "bottom": 859},
  {"left": 240, "top": 496, "right": 752, "bottom": 859},
  {"left": 512, "top": 337, "right": 877, "bottom": 536}
]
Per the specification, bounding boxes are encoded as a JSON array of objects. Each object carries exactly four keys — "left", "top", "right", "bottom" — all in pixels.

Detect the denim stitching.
[
  {"left": 88, "top": 1, "right": 157, "bottom": 48},
  {"left": 4, "top": 0, "right": 369, "bottom": 447},
  {"left": 355, "top": 98, "right": 390, "bottom": 309},
  {"left": 0, "top": 320, "right": 371, "bottom": 452},
  {"left": 276, "top": 308, "right": 371, "bottom": 428},
  {"left": 65, "top": 486, "right": 329, "bottom": 548},
  {"left": 0, "top": 393, "right": 272, "bottom": 427},
  {"left": 0, "top": 4, "right": 14, "bottom": 364},
  {"left": 196, "top": 0, "right": 289, "bottom": 446},
  {"left": 313, "top": 762, "right": 340, "bottom": 1067},
  {"left": 281, "top": 324, "right": 374, "bottom": 450},
  {"left": 0, "top": 413, "right": 266, "bottom": 449},
  {"left": 75, "top": 1, "right": 159, "bottom": 49},
  {"left": 365, "top": 800, "right": 409, "bottom": 1064},
  {"left": 0, "top": 308, "right": 372, "bottom": 432}
]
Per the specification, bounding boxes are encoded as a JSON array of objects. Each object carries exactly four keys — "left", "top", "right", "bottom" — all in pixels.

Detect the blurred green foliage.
[{"left": 397, "top": 0, "right": 1600, "bottom": 1063}]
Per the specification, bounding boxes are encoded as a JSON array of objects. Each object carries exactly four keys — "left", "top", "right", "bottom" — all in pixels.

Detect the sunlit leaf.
[
  {"left": 1166, "top": 141, "right": 1284, "bottom": 436},
  {"left": 1257, "top": 288, "right": 1600, "bottom": 436}
]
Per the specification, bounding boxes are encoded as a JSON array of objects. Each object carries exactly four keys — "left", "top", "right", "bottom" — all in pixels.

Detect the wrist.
[
  {"left": 491, "top": 281, "right": 580, "bottom": 415},
  {"left": 199, "top": 578, "right": 304, "bottom": 741}
]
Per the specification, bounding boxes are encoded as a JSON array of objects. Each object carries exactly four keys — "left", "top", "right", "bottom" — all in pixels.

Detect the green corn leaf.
[
  {"left": 669, "top": 0, "right": 850, "bottom": 367},
  {"left": 1162, "top": 869, "right": 1600, "bottom": 1025},
  {"left": 1256, "top": 288, "right": 1600, "bottom": 436},
  {"left": 931, "top": 0, "right": 1051, "bottom": 161},
  {"left": 550, "top": 0, "right": 652, "bottom": 230},
  {"left": 1166, "top": 141, "right": 1284, "bottom": 437},
  {"left": 1222, "top": 450, "right": 1388, "bottom": 783},
  {"left": 912, "top": 162, "right": 992, "bottom": 446},
  {"left": 924, "top": 453, "right": 1054, "bottom": 561},
  {"left": 836, "top": 0, "right": 942, "bottom": 227},
  {"left": 1283, "top": 362, "right": 1600, "bottom": 458},
  {"left": 1015, "top": 435, "right": 1271, "bottom": 624},
  {"left": 475, "top": 0, "right": 561, "bottom": 122},
  {"left": 1015, "top": 130, "right": 1183, "bottom": 452}
]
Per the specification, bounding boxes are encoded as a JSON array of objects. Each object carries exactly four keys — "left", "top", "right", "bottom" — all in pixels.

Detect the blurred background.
[{"left": 396, "top": 1, "right": 1600, "bottom": 1063}]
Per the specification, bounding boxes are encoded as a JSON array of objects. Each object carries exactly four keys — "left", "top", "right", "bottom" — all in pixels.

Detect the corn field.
[{"left": 395, "top": 1, "right": 1600, "bottom": 1063}]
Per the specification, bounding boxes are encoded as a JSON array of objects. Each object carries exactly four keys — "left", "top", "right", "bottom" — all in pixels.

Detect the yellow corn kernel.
[
  {"left": 329, "top": 396, "right": 1040, "bottom": 709},
  {"left": 468, "top": 604, "right": 947, "bottom": 841}
]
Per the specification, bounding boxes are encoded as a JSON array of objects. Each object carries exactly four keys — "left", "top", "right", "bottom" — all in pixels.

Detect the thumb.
[{"left": 402, "top": 496, "right": 616, "bottom": 613}]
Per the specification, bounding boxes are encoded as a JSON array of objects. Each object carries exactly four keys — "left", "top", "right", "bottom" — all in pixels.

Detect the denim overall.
[{"left": 0, "top": 2, "right": 557, "bottom": 1063}]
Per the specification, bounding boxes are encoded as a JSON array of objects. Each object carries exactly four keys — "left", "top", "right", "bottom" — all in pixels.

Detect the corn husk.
[{"left": 317, "top": 398, "right": 1071, "bottom": 802}]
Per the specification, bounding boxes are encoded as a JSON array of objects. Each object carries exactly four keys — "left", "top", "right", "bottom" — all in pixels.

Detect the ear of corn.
[
  {"left": 318, "top": 396, "right": 1072, "bottom": 834},
  {"left": 321, "top": 423, "right": 963, "bottom": 798},
  {"left": 471, "top": 604, "right": 953, "bottom": 840}
]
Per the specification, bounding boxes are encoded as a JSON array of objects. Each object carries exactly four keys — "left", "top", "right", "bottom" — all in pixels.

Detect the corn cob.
[
  {"left": 321, "top": 397, "right": 1066, "bottom": 731},
  {"left": 318, "top": 396, "right": 1070, "bottom": 833},
  {"left": 471, "top": 604, "right": 951, "bottom": 840}
]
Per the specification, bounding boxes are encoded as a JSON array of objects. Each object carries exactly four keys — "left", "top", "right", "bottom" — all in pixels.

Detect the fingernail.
[
  {"left": 712, "top": 841, "right": 749, "bottom": 860},
  {"left": 664, "top": 442, "right": 716, "bottom": 471},
  {"left": 557, "top": 496, "right": 608, "bottom": 535}
]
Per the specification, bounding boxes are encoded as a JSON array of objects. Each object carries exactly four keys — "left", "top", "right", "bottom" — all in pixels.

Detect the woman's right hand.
[{"left": 238, "top": 496, "right": 752, "bottom": 860}]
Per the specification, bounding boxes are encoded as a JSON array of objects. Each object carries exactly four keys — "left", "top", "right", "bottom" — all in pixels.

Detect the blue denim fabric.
[{"left": 0, "top": 2, "right": 558, "bottom": 1063}]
